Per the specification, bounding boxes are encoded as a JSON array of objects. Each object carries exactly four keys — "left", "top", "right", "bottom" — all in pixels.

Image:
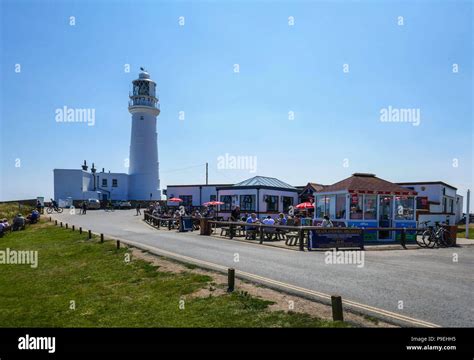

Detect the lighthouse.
[{"left": 128, "top": 69, "right": 161, "bottom": 200}]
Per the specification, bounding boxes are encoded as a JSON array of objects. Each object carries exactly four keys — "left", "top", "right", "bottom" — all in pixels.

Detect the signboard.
[
  {"left": 309, "top": 228, "right": 364, "bottom": 250},
  {"left": 394, "top": 221, "right": 417, "bottom": 242},
  {"left": 347, "top": 220, "right": 378, "bottom": 241},
  {"left": 180, "top": 217, "right": 194, "bottom": 232}
]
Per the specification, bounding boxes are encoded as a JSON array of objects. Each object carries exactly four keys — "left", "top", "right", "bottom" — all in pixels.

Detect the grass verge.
[{"left": 0, "top": 221, "right": 347, "bottom": 327}]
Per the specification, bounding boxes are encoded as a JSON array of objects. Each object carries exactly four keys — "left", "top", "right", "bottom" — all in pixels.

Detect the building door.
[{"left": 379, "top": 196, "right": 392, "bottom": 240}]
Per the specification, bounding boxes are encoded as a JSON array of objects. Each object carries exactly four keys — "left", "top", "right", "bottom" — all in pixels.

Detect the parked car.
[
  {"left": 114, "top": 201, "right": 132, "bottom": 209},
  {"left": 86, "top": 199, "right": 101, "bottom": 209}
]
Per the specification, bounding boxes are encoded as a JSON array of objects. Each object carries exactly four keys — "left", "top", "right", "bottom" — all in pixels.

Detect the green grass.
[
  {"left": 0, "top": 221, "right": 347, "bottom": 327},
  {"left": 457, "top": 224, "right": 474, "bottom": 239},
  {"left": 0, "top": 202, "right": 35, "bottom": 222}
]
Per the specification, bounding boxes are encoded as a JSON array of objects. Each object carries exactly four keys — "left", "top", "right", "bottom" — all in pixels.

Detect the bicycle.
[
  {"left": 420, "top": 222, "right": 450, "bottom": 248},
  {"left": 46, "top": 204, "right": 63, "bottom": 214}
]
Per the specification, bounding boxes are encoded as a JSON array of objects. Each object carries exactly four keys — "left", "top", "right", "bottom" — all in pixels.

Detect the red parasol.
[
  {"left": 295, "top": 202, "right": 315, "bottom": 209},
  {"left": 203, "top": 201, "right": 224, "bottom": 206},
  {"left": 168, "top": 197, "right": 183, "bottom": 202}
]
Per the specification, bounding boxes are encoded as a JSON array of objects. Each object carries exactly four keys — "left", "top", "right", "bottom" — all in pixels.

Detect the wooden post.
[
  {"left": 299, "top": 228, "right": 305, "bottom": 251},
  {"left": 331, "top": 295, "right": 344, "bottom": 321},
  {"left": 72, "top": 225, "right": 75, "bottom": 231},
  {"left": 60, "top": 222, "right": 63, "bottom": 227},
  {"left": 100, "top": 233, "right": 104, "bottom": 243},
  {"left": 88, "top": 230, "right": 91, "bottom": 239},
  {"left": 55, "top": 220, "right": 58, "bottom": 225},
  {"left": 259, "top": 225, "right": 264, "bottom": 244},
  {"left": 65, "top": 223, "right": 68, "bottom": 229},
  {"left": 227, "top": 268, "right": 235, "bottom": 292},
  {"left": 116, "top": 240, "right": 120, "bottom": 249},
  {"left": 49, "top": 217, "right": 52, "bottom": 221},
  {"left": 79, "top": 227, "right": 82, "bottom": 234}
]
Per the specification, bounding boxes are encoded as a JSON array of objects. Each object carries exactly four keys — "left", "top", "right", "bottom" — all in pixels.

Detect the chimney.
[{"left": 81, "top": 160, "right": 88, "bottom": 171}]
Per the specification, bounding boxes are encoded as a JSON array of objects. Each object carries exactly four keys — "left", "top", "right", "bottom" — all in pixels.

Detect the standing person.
[
  {"left": 82, "top": 201, "right": 87, "bottom": 215},
  {"left": 230, "top": 205, "right": 241, "bottom": 237},
  {"left": 136, "top": 202, "right": 141, "bottom": 216}
]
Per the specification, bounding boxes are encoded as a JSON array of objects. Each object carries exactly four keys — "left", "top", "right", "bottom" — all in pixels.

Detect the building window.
[
  {"left": 282, "top": 196, "right": 293, "bottom": 213},
  {"left": 265, "top": 195, "right": 278, "bottom": 212},
  {"left": 219, "top": 195, "right": 232, "bottom": 211},
  {"left": 112, "top": 179, "right": 118, "bottom": 187},
  {"left": 102, "top": 178, "right": 107, "bottom": 187},
  {"left": 443, "top": 197, "right": 447, "bottom": 212},
  {"left": 240, "top": 195, "right": 256, "bottom": 212},
  {"left": 395, "top": 196, "right": 415, "bottom": 220},
  {"left": 336, "top": 194, "right": 346, "bottom": 219},
  {"left": 315, "top": 196, "right": 325, "bottom": 218},
  {"left": 181, "top": 195, "right": 192, "bottom": 207},
  {"left": 364, "top": 195, "right": 377, "bottom": 220},
  {"left": 449, "top": 199, "right": 454, "bottom": 213},
  {"left": 349, "top": 194, "right": 363, "bottom": 220}
]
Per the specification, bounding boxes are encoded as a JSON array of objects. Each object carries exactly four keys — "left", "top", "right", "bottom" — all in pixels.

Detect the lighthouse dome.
[{"left": 139, "top": 71, "right": 151, "bottom": 79}]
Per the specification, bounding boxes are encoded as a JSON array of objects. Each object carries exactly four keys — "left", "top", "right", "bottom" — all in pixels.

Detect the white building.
[
  {"left": 53, "top": 70, "right": 161, "bottom": 203},
  {"left": 397, "top": 181, "right": 464, "bottom": 224},
  {"left": 216, "top": 176, "right": 299, "bottom": 220},
  {"left": 165, "top": 184, "right": 232, "bottom": 208}
]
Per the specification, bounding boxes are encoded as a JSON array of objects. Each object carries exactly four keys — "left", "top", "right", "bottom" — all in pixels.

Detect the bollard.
[
  {"left": 49, "top": 217, "right": 52, "bottom": 222},
  {"left": 401, "top": 228, "right": 407, "bottom": 249},
  {"left": 60, "top": 222, "right": 63, "bottom": 227},
  {"left": 88, "top": 230, "right": 91, "bottom": 239},
  {"left": 65, "top": 223, "right": 68, "bottom": 229},
  {"left": 79, "top": 227, "right": 82, "bottom": 234},
  {"left": 55, "top": 220, "right": 58, "bottom": 225},
  {"left": 259, "top": 226, "right": 264, "bottom": 244},
  {"left": 100, "top": 233, "right": 104, "bottom": 243},
  {"left": 116, "top": 240, "right": 120, "bottom": 249},
  {"left": 299, "top": 229, "right": 305, "bottom": 251},
  {"left": 72, "top": 225, "right": 75, "bottom": 231},
  {"left": 227, "top": 268, "right": 235, "bottom": 292},
  {"left": 331, "top": 295, "right": 344, "bottom": 322}
]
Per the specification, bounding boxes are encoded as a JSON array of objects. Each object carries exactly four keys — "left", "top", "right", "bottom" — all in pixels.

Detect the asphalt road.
[{"left": 49, "top": 209, "right": 473, "bottom": 327}]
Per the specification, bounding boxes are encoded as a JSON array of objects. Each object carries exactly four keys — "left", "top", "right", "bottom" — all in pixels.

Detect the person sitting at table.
[
  {"left": 293, "top": 214, "right": 301, "bottom": 226},
  {"left": 321, "top": 215, "right": 334, "bottom": 228},
  {"left": 245, "top": 213, "right": 260, "bottom": 239},
  {"left": 276, "top": 213, "right": 287, "bottom": 225},
  {"left": 12, "top": 214, "right": 26, "bottom": 231},
  {"left": 262, "top": 215, "right": 275, "bottom": 225}
]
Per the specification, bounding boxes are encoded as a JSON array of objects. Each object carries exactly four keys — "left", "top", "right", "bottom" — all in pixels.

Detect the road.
[{"left": 49, "top": 209, "right": 474, "bottom": 327}]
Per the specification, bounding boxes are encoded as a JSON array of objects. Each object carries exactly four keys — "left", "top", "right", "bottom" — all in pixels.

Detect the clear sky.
[{"left": 1, "top": 0, "right": 472, "bottom": 204}]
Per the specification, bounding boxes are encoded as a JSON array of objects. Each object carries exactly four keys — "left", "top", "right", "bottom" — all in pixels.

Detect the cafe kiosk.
[{"left": 313, "top": 173, "right": 417, "bottom": 243}]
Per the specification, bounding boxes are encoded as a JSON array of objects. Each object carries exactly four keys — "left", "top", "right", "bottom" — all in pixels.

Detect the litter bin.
[
  {"left": 200, "top": 218, "right": 212, "bottom": 235},
  {"left": 442, "top": 225, "right": 458, "bottom": 246}
]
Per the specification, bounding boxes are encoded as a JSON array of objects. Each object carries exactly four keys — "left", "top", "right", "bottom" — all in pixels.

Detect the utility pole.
[
  {"left": 466, "top": 189, "right": 470, "bottom": 238},
  {"left": 206, "top": 162, "right": 208, "bottom": 185}
]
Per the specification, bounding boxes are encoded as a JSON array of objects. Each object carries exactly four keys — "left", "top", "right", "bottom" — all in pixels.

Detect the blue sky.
[{"left": 1, "top": 0, "right": 472, "bottom": 203}]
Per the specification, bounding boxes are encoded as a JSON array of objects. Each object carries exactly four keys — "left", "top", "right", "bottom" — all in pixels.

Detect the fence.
[{"left": 143, "top": 212, "right": 437, "bottom": 251}]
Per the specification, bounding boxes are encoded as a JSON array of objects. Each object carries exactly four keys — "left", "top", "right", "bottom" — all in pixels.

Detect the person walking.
[
  {"left": 136, "top": 202, "right": 141, "bottom": 216},
  {"left": 82, "top": 201, "right": 87, "bottom": 215}
]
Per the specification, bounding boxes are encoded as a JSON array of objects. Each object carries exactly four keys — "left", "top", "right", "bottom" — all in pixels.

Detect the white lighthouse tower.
[{"left": 128, "top": 69, "right": 161, "bottom": 200}]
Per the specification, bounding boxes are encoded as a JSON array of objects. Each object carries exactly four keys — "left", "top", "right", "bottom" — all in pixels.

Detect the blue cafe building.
[{"left": 313, "top": 173, "right": 418, "bottom": 243}]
